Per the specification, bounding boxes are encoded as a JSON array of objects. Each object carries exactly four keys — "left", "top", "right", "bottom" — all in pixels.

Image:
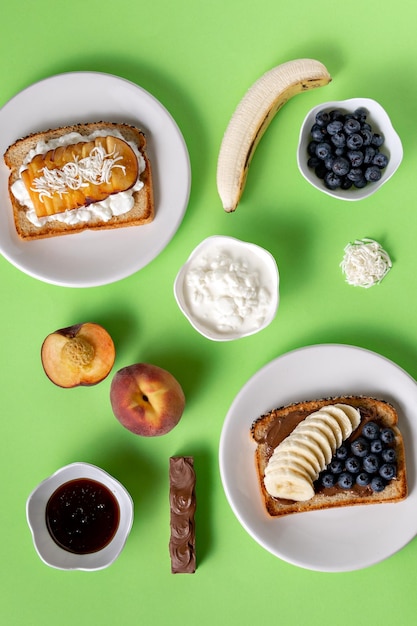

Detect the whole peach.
[{"left": 110, "top": 363, "right": 185, "bottom": 436}]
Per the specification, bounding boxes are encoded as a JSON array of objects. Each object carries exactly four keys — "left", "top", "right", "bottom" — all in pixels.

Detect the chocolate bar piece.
[{"left": 169, "top": 456, "right": 196, "bottom": 574}]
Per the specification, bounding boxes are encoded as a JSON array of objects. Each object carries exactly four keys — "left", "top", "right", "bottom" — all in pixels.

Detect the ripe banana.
[
  {"left": 216, "top": 58, "right": 332, "bottom": 213},
  {"left": 264, "top": 404, "right": 360, "bottom": 502}
]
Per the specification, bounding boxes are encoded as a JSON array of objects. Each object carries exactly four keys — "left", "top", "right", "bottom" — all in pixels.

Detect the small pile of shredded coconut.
[{"left": 340, "top": 238, "right": 392, "bottom": 288}]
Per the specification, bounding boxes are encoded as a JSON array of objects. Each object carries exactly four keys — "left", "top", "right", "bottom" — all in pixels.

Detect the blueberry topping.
[
  {"left": 336, "top": 443, "right": 349, "bottom": 460},
  {"left": 370, "top": 476, "right": 387, "bottom": 492},
  {"left": 380, "top": 428, "right": 395, "bottom": 444},
  {"left": 345, "top": 456, "right": 361, "bottom": 473},
  {"left": 356, "top": 472, "right": 371, "bottom": 487},
  {"left": 328, "top": 458, "right": 344, "bottom": 474},
  {"left": 320, "top": 472, "right": 336, "bottom": 488},
  {"left": 370, "top": 439, "right": 383, "bottom": 454},
  {"left": 363, "top": 454, "right": 380, "bottom": 474},
  {"left": 362, "top": 421, "right": 381, "bottom": 440},
  {"left": 379, "top": 463, "right": 397, "bottom": 480},
  {"left": 338, "top": 472, "right": 354, "bottom": 489},
  {"left": 381, "top": 447, "right": 396, "bottom": 463},
  {"left": 351, "top": 437, "right": 369, "bottom": 457}
]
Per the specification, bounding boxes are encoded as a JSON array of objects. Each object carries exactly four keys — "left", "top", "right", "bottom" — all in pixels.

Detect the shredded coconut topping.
[
  {"left": 340, "top": 238, "right": 392, "bottom": 288},
  {"left": 31, "top": 145, "right": 126, "bottom": 202}
]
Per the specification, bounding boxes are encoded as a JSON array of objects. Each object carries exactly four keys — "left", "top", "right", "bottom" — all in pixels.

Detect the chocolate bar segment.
[{"left": 169, "top": 456, "right": 196, "bottom": 574}]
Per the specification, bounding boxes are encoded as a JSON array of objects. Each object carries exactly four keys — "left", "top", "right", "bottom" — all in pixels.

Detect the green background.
[{"left": 1, "top": 1, "right": 417, "bottom": 624}]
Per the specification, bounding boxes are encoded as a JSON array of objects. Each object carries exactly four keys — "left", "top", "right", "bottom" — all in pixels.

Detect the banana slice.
[
  {"left": 216, "top": 58, "right": 331, "bottom": 212},
  {"left": 265, "top": 450, "right": 317, "bottom": 481},
  {"left": 320, "top": 405, "right": 354, "bottom": 440},
  {"left": 264, "top": 466, "right": 314, "bottom": 501},
  {"left": 277, "top": 435, "right": 324, "bottom": 474},
  {"left": 309, "top": 410, "right": 344, "bottom": 448},
  {"left": 334, "top": 403, "right": 361, "bottom": 431},
  {"left": 294, "top": 422, "right": 334, "bottom": 465}
]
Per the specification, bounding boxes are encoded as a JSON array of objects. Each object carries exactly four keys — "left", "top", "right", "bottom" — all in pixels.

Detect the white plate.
[
  {"left": 0, "top": 72, "right": 191, "bottom": 287},
  {"left": 219, "top": 344, "right": 417, "bottom": 572}
]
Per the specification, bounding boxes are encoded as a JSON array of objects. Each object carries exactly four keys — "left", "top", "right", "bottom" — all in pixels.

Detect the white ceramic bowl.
[
  {"left": 26, "top": 462, "right": 134, "bottom": 571},
  {"left": 297, "top": 98, "right": 403, "bottom": 200},
  {"left": 174, "top": 236, "right": 279, "bottom": 341}
]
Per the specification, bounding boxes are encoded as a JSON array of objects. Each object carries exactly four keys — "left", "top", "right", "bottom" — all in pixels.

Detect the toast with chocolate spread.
[
  {"left": 251, "top": 396, "right": 407, "bottom": 517},
  {"left": 3, "top": 122, "right": 154, "bottom": 240}
]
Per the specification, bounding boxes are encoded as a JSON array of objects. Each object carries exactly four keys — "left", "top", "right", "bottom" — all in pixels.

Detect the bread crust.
[
  {"left": 3, "top": 122, "right": 154, "bottom": 241},
  {"left": 251, "top": 396, "right": 407, "bottom": 517}
]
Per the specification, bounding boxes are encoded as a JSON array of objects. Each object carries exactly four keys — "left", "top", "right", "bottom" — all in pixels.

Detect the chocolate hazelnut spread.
[{"left": 169, "top": 457, "right": 196, "bottom": 574}]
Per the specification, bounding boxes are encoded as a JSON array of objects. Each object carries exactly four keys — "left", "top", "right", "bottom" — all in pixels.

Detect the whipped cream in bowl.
[{"left": 174, "top": 236, "right": 279, "bottom": 341}]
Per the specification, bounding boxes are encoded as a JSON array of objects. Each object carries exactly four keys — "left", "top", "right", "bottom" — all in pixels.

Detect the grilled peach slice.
[
  {"left": 41, "top": 322, "right": 115, "bottom": 388},
  {"left": 22, "top": 136, "right": 138, "bottom": 217}
]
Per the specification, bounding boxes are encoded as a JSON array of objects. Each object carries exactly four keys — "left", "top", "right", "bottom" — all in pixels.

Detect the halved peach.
[{"left": 41, "top": 322, "right": 115, "bottom": 388}]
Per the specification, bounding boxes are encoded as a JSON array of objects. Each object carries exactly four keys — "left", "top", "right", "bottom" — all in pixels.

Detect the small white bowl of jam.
[
  {"left": 174, "top": 236, "right": 279, "bottom": 341},
  {"left": 26, "top": 462, "right": 134, "bottom": 571}
]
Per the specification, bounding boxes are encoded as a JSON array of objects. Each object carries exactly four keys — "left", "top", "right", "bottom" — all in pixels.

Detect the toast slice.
[
  {"left": 4, "top": 121, "right": 154, "bottom": 240},
  {"left": 251, "top": 396, "right": 407, "bottom": 517}
]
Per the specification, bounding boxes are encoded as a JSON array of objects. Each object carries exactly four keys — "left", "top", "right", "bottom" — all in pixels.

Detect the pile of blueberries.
[
  {"left": 316, "top": 421, "right": 397, "bottom": 493},
  {"left": 306, "top": 107, "right": 389, "bottom": 191}
]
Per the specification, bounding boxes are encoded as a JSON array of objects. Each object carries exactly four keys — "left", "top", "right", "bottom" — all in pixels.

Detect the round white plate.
[
  {"left": 0, "top": 72, "right": 191, "bottom": 287},
  {"left": 219, "top": 344, "right": 417, "bottom": 572}
]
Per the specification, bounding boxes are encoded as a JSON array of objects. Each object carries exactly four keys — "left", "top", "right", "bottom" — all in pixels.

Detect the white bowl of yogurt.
[{"left": 174, "top": 236, "right": 279, "bottom": 341}]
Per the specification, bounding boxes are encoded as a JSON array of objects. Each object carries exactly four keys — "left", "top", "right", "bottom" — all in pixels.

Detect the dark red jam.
[{"left": 45, "top": 478, "right": 120, "bottom": 554}]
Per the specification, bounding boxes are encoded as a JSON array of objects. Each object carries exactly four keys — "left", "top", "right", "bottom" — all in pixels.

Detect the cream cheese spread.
[
  {"left": 340, "top": 238, "right": 392, "bottom": 287},
  {"left": 183, "top": 247, "right": 272, "bottom": 335},
  {"left": 11, "top": 130, "right": 146, "bottom": 228}
]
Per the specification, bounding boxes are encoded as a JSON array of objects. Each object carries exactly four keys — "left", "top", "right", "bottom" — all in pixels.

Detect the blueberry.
[
  {"left": 324, "top": 155, "right": 336, "bottom": 171},
  {"left": 332, "top": 157, "right": 350, "bottom": 176},
  {"left": 331, "top": 132, "right": 346, "bottom": 148},
  {"left": 379, "top": 463, "right": 396, "bottom": 481},
  {"left": 345, "top": 456, "right": 361, "bottom": 473},
  {"left": 364, "top": 166, "right": 381, "bottom": 182},
  {"left": 311, "top": 123, "right": 327, "bottom": 141},
  {"left": 335, "top": 147, "right": 346, "bottom": 156},
  {"left": 329, "top": 109, "right": 344, "bottom": 121},
  {"left": 381, "top": 447, "right": 396, "bottom": 463},
  {"left": 361, "top": 128, "right": 373, "bottom": 146},
  {"left": 380, "top": 428, "right": 395, "bottom": 444},
  {"left": 340, "top": 177, "right": 353, "bottom": 190},
  {"left": 370, "top": 439, "right": 383, "bottom": 454},
  {"left": 372, "top": 152, "right": 389, "bottom": 169},
  {"left": 320, "top": 472, "right": 336, "bottom": 488},
  {"left": 347, "top": 150, "right": 364, "bottom": 168},
  {"left": 324, "top": 171, "right": 341, "bottom": 189},
  {"left": 327, "top": 120, "right": 344, "bottom": 135},
  {"left": 307, "top": 156, "right": 321, "bottom": 169},
  {"left": 344, "top": 118, "right": 361, "bottom": 134},
  {"left": 315, "top": 110, "right": 330, "bottom": 127},
  {"left": 328, "top": 458, "right": 344, "bottom": 474},
  {"left": 351, "top": 437, "right": 369, "bottom": 457},
  {"left": 307, "top": 140, "right": 319, "bottom": 156},
  {"left": 346, "top": 133, "right": 364, "bottom": 150},
  {"left": 363, "top": 454, "right": 380, "bottom": 474},
  {"left": 356, "top": 472, "right": 371, "bottom": 487},
  {"left": 370, "top": 476, "right": 387, "bottom": 492},
  {"left": 315, "top": 163, "right": 327, "bottom": 179},
  {"left": 338, "top": 472, "right": 354, "bottom": 489},
  {"left": 371, "top": 133, "right": 384, "bottom": 147},
  {"left": 336, "top": 444, "right": 349, "bottom": 460},
  {"left": 353, "top": 176, "right": 367, "bottom": 189},
  {"left": 347, "top": 168, "right": 364, "bottom": 182},
  {"left": 362, "top": 421, "right": 380, "bottom": 440},
  {"left": 363, "top": 146, "right": 376, "bottom": 164},
  {"left": 354, "top": 107, "right": 368, "bottom": 122},
  {"left": 316, "top": 142, "right": 332, "bottom": 160}
]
